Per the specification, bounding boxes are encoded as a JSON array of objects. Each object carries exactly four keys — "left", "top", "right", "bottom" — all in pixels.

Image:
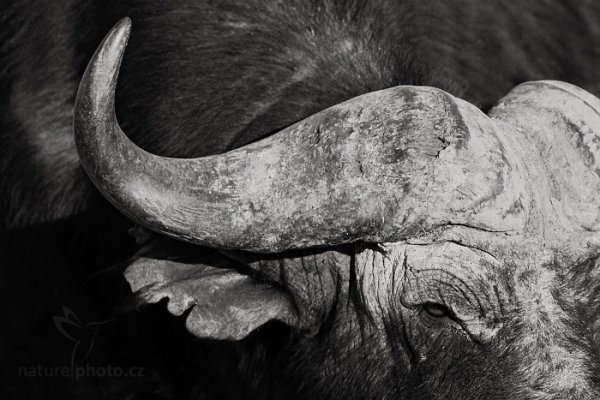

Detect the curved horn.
[{"left": 74, "top": 19, "right": 529, "bottom": 252}]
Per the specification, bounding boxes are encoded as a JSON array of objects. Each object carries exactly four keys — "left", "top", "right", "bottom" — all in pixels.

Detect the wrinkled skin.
[
  {"left": 186, "top": 229, "right": 598, "bottom": 400},
  {"left": 130, "top": 228, "right": 600, "bottom": 400},
  {"left": 294, "top": 231, "right": 600, "bottom": 399},
  {"left": 3, "top": 1, "right": 600, "bottom": 399}
]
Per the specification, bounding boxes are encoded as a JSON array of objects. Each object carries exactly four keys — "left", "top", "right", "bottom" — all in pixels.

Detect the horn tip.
[
  {"left": 87, "top": 17, "right": 132, "bottom": 86},
  {"left": 101, "top": 17, "right": 132, "bottom": 69},
  {"left": 112, "top": 17, "right": 132, "bottom": 46},
  {"left": 73, "top": 17, "right": 133, "bottom": 178},
  {"left": 74, "top": 17, "right": 132, "bottom": 115}
]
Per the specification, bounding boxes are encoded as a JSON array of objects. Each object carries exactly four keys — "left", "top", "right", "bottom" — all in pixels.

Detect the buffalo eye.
[{"left": 421, "top": 302, "right": 454, "bottom": 319}]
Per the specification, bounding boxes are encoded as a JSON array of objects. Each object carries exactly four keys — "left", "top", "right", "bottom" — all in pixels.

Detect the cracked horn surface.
[{"left": 75, "top": 20, "right": 599, "bottom": 252}]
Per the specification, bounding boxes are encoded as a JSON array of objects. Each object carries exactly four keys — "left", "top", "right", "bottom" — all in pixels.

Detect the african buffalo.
[{"left": 2, "top": 1, "right": 600, "bottom": 399}]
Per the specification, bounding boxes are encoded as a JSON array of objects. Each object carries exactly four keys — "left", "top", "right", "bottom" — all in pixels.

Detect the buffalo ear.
[{"left": 123, "top": 239, "right": 298, "bottom": 340}]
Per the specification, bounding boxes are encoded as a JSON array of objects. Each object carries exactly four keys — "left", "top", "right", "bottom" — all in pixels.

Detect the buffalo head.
[{"left": 72, "top": 19, "right": 600, "bottom": 399}]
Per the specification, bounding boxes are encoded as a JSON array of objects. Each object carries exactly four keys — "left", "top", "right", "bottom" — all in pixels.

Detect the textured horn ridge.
[
  {"left": 74, "top": 20, "right": 600, "bottom": 252},
  {"left": 489, "top": 80, "right": 600, "bottom": 233}
]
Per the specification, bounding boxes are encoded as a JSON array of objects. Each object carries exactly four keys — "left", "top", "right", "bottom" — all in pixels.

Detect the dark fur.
[{"left": 2, "top": 1, "right": 600, "bottom": 399}]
